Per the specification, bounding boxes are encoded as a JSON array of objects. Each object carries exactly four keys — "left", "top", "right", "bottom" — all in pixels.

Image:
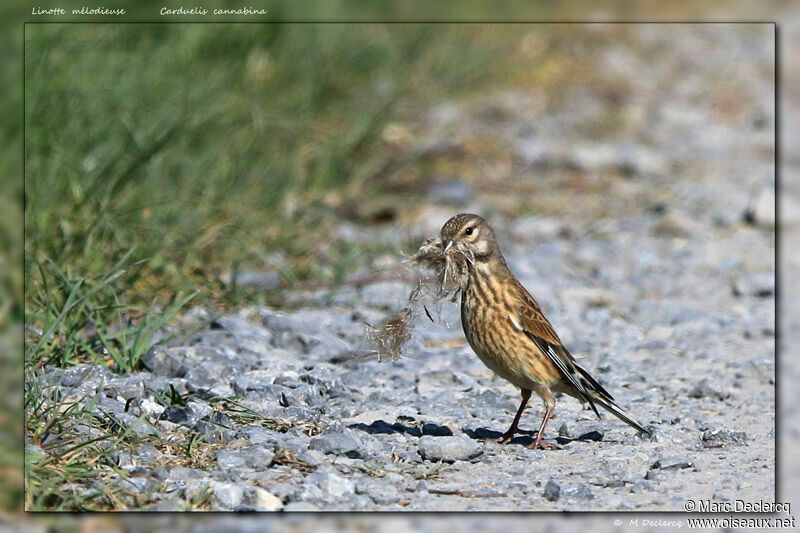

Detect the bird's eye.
[{"left": 464, "top": 227, "right": 474, "bottom": 236}]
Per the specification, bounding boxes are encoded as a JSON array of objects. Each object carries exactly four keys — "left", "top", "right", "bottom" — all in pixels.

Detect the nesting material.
[{"left": 365, "top": 237, "right": 471, "bottom": 362}]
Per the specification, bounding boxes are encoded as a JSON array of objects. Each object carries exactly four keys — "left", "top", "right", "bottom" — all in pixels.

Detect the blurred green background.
[{"left": 25, "top": 22, "right": 519, "bottom": 306}]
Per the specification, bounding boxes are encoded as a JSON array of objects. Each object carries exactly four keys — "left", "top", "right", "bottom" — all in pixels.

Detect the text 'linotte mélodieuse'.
[{"left": 32, "top": 6, "right": 127, "bottom": 15}]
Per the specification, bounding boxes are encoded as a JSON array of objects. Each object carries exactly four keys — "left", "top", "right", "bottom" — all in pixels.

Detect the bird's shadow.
[
  {"left": 463, "top": 427, "right": 604, "bottom": 446},
  {"left": 348, "top": 419, "right": 454, "bottom": 438}
]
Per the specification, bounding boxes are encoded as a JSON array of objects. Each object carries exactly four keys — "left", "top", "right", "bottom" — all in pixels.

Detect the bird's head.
[{"left": 440, "top": 213, "right": 499, "bottom": 262}]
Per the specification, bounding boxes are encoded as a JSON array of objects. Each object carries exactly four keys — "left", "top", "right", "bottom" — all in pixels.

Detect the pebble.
[
  {"left": 310, "top": 471, "right": 355, "bottom": 499},
  {"left": 418, "top": 435, "right": 483, "bottom": 463},
  {"left": 688, "top": 379, "right": 731, "bottom": 401},
  {"left": 733, "top": 273, "right": 774, "bottom": 298},
  {"left": 702, "top": 429, "right": 748, "bottom": 448},
  {"left": 744, "top": 187, "right": 775, "bottom": 229},
  {"left": 308, "top": 432, "right": 363, "bottom": 458},
  {"left": 650, "top": 456, "right": 694, "bottom": 470},
  {"left": 241, "top": 486, "right": 283, "bottom": 511},
  {"left": 544, "top": 479, "right": 561, "bottom": 502},
  {"left": 211, "top": 482, "right": 244, "bottom": 509}
]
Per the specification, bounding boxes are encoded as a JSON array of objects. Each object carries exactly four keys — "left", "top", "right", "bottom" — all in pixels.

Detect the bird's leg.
[
  {"left": 497, "top": 388, "right": 531, "bottom": 444},
  {"left": 515, "top": 411, "right": 558, "bottom": 436},
  {"left": 529, "top": 391, "right": 557, "bottom": 450}
]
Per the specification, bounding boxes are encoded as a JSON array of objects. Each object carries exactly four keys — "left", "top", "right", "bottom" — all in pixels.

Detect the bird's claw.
[
  {"left": 496, "top": 433, "right": 514, "bottom": 444},
  {"left": 528, "top": 440, "right": 557, "bottom": 450}
]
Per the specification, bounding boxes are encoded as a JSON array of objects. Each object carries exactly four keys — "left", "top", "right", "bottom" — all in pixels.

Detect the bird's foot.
[
  {"left": 528, "top": 433, "right": 557, "bottom": 450},
  {"left": 496, "top": 432, "right": 515, "bottom": 444}
]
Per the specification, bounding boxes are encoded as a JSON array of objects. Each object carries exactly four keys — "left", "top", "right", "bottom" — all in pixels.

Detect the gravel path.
[{"left": 28, "top": 24, "right": 775, "bottom": 513}]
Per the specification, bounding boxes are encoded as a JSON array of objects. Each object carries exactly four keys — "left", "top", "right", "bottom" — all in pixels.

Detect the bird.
[{"left": 440, "top": 213, "right": 651, "bottom": 450}]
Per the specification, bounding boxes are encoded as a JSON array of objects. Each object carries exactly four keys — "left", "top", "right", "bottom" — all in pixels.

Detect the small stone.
[
  {"left": 163, "top": 398, "right": 214, "bottom": 428},
  {"left": 295, "top": 449, "right": 325, "bottom": 467},
  {"left": 702, "top": 429, "right": 748, "bottom": 448},
  {"left": 733, "top": 273, "right": 774, "bottom": 298},
  {"left": 186, "top": 399, "right": 213, "bottom": 421},
  {"left": 651, "top": 456, "right": 694, "bottom": 470},
  {"left": 645, "top": 470, "right": 666, "bottom": 481},
  {"left": 141, "top": 347, "right": 188, "bottom": 377},
  {"left": 138, "top": 397, "right": 166, "bottom": 418},
  {"left": 211, "top": 482, "right": 244, "bottom": 509},
  {"left": 118, "top": 413, "right": 160, "bottom": 438},
  {"left": 744, "top": 187, "right": 775, "bottom": 229},
  {"left": 265, "top": 483, "right": 299, "bottom": 502},
  {"left": 242, "top": 486, "right": 283, "bottom": 511},
  {"left": 558, "top": 423, "right": 572, "bottom": 438},
  {"left": 418, "top": 435, "right": 482, "bottom": 463},
  {"left": 309, "top": 432, "right": 363, "bottom": 458},
  {"left": 42, "top": 364, "right": 113, "bottom": 389},
  {"left": 168, "top": 466, "right": 207, "bottom": 481},
  {"left": 215, "top": 449, "right": 247, "bottom": 470},
  {"left": 568, "top": 484, "right": 595, "bottom": 500},
  {"left": 131, "top": 444, "right": 161, "bottom": 467},
  {"left": 243, "top": 446, "right": 276, "bottom": 469},
  {"left": 231, "top": 372, "right": 280, "bottom": 397},
  {"left": 688, "top": 379, "right": 730, "bottom": 401},
  {"left": 104, "top": 376, "right": 145, "bottom": 400},
  {"left": 543, "top": 479, "right": 560, "bottom": 501},
  {"left": 195, "top": 420, "right": 237, "bottom": 444},
  {"left": 238, "top": 426, "right": 283, "bottom": 446},
  {"left": 162, "top": 406, "right": 191, "bottom": 425},
  {"left": 112, "top": 451, "right": 136, "bottom": 472},
  {"left": 311, "top": 471, "right": 355, "bottom": 499},
  {"left": 183, "top": 479, "right": 212, "bottom": 501}
]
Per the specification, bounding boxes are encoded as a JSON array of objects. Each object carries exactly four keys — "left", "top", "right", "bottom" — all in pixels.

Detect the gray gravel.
[{"left": 28, "top": 24, "right": 775, "bottom": 513}]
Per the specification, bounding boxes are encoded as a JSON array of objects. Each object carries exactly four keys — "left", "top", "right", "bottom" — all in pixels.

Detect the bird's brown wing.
[{"left": 513, "top": 285, "right": 610, "bottom": 415}]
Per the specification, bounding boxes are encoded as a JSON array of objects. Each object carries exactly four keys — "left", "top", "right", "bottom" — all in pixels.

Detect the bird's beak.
[{"left": 443, "top": 240, "right": 453, "bottom": 254}]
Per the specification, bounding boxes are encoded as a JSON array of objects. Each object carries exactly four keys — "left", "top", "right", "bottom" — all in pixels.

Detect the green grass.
[
  {"left": 27, "top": 247, "right": 196, "bottom": 371},
  {"left": 24, "top": 369, "right": 322, "bottom": 510},
  {"left": 25, "top": 23, "right": 575, "bottom": 367},
  {"left": 25, "top": 376, "right": 147, "bottom": 511},
  {"left": 26, "top": 24, "right": 506, "bottom": 310}
]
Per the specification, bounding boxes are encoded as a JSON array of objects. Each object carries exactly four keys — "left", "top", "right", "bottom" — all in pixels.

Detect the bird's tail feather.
[{"left": 591, "top": 393, "right": 651, "bottom": 436}]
